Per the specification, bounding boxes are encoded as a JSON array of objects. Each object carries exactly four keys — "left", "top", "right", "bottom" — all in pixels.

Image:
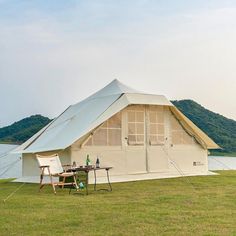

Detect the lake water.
[
  {"left": 0, "top": 144, "right": 235, "bottom": 179},
  {"left": 208, "top": 156, "right": 236, "bottom": 170}
]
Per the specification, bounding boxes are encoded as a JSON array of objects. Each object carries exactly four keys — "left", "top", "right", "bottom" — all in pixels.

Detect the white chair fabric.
[{"left": 36, "top": 154, "right": 64, "bottom": 175}]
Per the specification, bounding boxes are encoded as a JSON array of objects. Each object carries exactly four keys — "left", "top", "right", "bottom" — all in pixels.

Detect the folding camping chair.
[{"left": 36, "top": 154, "right": 78, "bottom": 194}]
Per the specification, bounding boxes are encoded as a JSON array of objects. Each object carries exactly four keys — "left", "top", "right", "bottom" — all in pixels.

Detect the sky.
[{"left": 0, "top": 0, "right": 236, "bottom": 127}]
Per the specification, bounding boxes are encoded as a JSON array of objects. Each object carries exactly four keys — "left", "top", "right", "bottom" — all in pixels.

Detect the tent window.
[
  {"left": 127, "top": 106, "right": 145, "bottom": 145},
  {"left": 170, "top": 115, "right": 194, "bottom": 145},
  {"left": 108, "top": 129, "right": 121, "bottom": 146},
  {"left": 93, "top": 129, "right": 107, "bottom": 145},
  {"left": 85, "top": 112, "right": 122, "bottom": 146},
  {"left": 148, "top": 106, "right": 165, "bottom": 145}
]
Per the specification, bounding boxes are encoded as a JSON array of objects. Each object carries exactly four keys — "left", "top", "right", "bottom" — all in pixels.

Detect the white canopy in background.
[
  {"left": 0, "top": 144, "right": 22, "bottom": 179},
  {"left": 14, "top": 79, "right": 219, "bottom": 154}
]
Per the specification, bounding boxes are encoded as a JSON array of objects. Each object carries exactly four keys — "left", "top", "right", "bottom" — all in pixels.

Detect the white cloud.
[{"left": 0, "top": 3, "right": 236, "bottom": 127}]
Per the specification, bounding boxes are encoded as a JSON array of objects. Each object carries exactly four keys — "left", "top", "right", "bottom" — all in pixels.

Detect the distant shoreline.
[
  {"left": 1, "top": 142, "right": 235, "bottom": 157},
  {"left": 210, "top": 152, "right": 236, "bottom": 157}
]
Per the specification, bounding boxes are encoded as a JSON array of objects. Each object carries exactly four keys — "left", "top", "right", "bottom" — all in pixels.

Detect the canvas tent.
[{"left": 15, "top": 79, "right": 219, "bottom": 183}]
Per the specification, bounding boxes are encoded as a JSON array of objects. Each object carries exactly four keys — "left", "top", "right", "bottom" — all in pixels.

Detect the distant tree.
[{"left": 0, "top": 115, "right": 52, "bottom": 144}]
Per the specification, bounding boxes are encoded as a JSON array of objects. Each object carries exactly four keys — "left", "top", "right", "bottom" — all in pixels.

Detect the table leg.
[
  {"left": 94, "top": 169, "right": 97, "bottom": 191},
  {"left": 106, "top": 169, "right": 112, "bottom": 192},
  {"left": 86, "top": 170, "right": 89, "bottom": 195}
]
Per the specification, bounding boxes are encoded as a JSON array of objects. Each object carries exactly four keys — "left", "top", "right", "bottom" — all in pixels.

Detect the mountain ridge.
[
  {"left": 0, "top": 100, "right": 235, "bottom": 155},
  {"left": 0, "top": 115, "right": 51, "bottom": 144}
]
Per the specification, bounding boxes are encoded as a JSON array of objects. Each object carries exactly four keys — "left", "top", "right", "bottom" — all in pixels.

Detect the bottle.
[
  {"left": 96, "top": 157, "right": 100, "bottom": 168},
  {"left": 79, "top": 182, "right": 84, "bottom": 189},
  {"left": 86, "top": 154, "right": 91, "bottom": 166},
  {"left": 72, "top": 161, "right": 76, "bottom": 167}
]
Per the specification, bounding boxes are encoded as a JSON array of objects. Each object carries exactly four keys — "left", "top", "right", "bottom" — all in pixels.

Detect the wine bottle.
[
  {"left": 86, "top": 154, "right": 91, "bottom": 166},
  {"left": 96, "top": 157, "right": 100, "bottom": 168}
]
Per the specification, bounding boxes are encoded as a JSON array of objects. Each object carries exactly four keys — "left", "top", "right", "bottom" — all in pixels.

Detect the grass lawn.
[{"left": 1, "top": 171, "right": 236, "bottom": 236}]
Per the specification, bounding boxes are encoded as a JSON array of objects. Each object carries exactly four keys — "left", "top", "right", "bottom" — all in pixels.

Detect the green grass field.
[{"left": 1, "top": 171, "right": 236, "bottom": 236}]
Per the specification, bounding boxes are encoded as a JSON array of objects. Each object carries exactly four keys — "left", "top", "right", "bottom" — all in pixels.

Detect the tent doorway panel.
[
  {"left": 147, "top": 146, "right": 169, "bottom": 172},
  {"left": 125, "top": 105, "right": 147, "bottom": 174},
  {"left": 126, "top": 147, "right": 147, "bottom": 174}
]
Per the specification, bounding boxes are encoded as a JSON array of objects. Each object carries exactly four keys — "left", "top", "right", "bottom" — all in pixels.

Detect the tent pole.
[{"left": 145, "top": 105, "right": 149, "bottom": 173}]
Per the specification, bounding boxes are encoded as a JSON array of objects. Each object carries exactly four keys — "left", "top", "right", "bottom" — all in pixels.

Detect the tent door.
[
  {"left": 147, "top": 146, "right": 169, "bottom": 172},
  {"left": 125, "top": 105, "right": 169, "bottom": 174},
  {"left": 125, "top": 106, "right": 147, "bottom": 174},
  {"left": 146, "top": 106, "right": 169, "bottom": 172}
]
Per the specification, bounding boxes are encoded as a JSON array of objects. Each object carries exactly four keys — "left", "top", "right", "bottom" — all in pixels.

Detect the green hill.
[
  {"left": 0, "top": 100, "right": 235, "bottom": 155},
  {"left": 172, "top": 100, "right": 236, "bottom": 155},
  {"left": 0, "top": 115, "right": 51, "bottom": 144}
]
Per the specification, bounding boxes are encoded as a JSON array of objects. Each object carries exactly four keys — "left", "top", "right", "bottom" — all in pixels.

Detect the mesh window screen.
[
  {"left": 137, "top": 135, "right": 144, "bottom": 142},
  {"left": 128, "top": 111, "right": 135, "bottom": 122},
  {"left": 93, "top": 129, "right": 107, "bottom": 146},
  {"left": 108, "top": 129, "right": 121, "bottom": 146},
  {"left": 85, "top": 137, "right": 92, "bottom": 146},
  {"left": 148, "top": 106, "right": 165, "bottom": 145},
  {"left": 128, "top": 135, "right": 136, "bottom": 142},
  {"left": 136, "top": 123, "right": 144, "bottom": 134},
  {"left": 108, "top": 115, "right": 122, "bottom": 128},
  {"left": 127, "top": 105, "right": 145, "bottom": 145},
  {"left": 128, "top": 123, "right": 135, "bottom": 134},
  {"left": 136, "top": 112, "right": 144, "bottom": 122},
  {"left": 170, "top": 115, "right": 194, "bottom": 145},
  {"left": 85, "top": 112, "right": 122, "bottom": 146}
]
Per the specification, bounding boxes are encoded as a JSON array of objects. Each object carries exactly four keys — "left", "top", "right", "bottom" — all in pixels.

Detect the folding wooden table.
[{"left": 69, "top": 166, "right": 113, "bottom": 195}]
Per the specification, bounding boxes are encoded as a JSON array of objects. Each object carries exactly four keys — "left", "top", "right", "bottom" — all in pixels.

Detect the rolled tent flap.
[{"left": 169, "top": 106, "right": 220, "bottom": 150}]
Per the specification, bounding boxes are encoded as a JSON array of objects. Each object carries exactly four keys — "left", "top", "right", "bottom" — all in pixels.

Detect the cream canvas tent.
[{"left": 15, "top": 79, "right": 219, "bottom": 183}]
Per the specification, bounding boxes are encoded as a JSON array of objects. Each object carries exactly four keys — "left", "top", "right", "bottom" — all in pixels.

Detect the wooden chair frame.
[{"left": 37, "top": 154, "right": 78, "bottom": 194}]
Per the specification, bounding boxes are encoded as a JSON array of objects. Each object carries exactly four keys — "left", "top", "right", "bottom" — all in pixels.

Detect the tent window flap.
[
  {"left": 85, "top": 112, "right": 122, "bottom": 146},
  {"left": 127, "top": 105, "right": 145, "bottom": 146},
  {"left": 148, "top": 106, "right": 165, "bottom": 146}
]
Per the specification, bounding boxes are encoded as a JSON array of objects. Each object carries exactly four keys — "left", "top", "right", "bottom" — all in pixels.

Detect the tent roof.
[
  {"left": 87, "top": 79, "right": 140, "bottom": 99},
  {"left": 14, "top": 79, "right": 219, "bottom": 153}
]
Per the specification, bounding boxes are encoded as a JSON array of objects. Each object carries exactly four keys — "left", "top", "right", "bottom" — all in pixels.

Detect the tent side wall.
[
  {"left": 168, "top": 145, "right": 208, "bottom": 173},
  {"left": 22, "top": 148, "right": 71, "bottom": 177}
]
